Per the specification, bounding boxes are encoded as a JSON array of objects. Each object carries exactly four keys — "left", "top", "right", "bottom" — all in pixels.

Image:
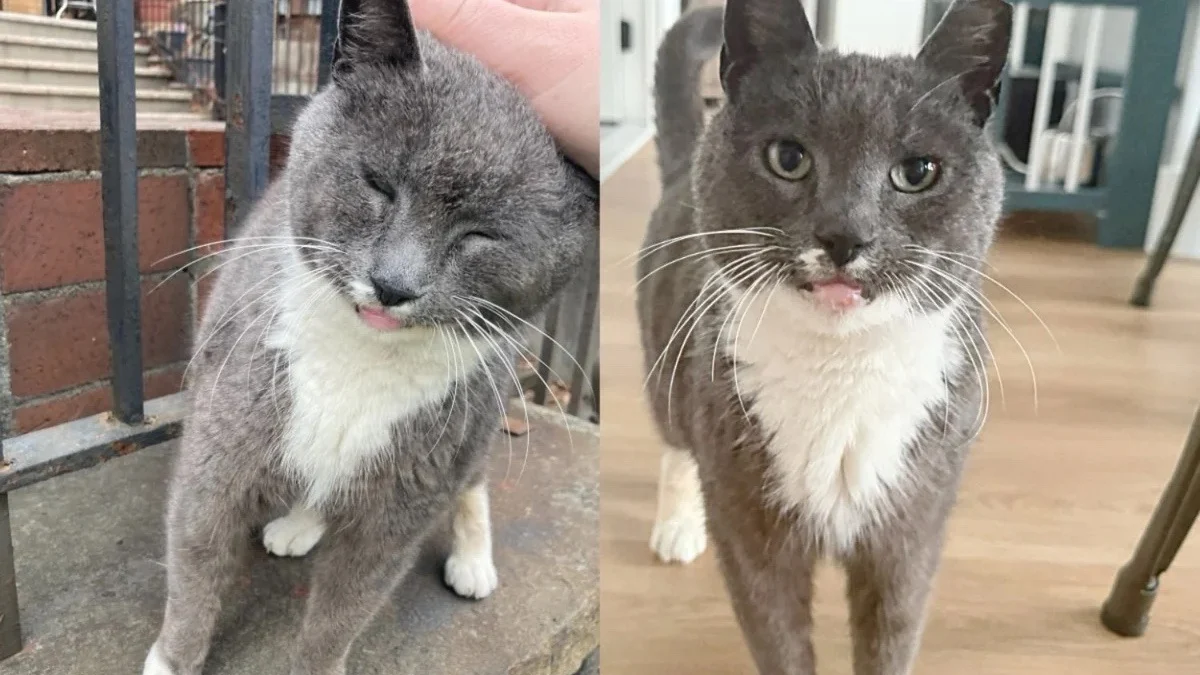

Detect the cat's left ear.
[
  {"left": 917, "top": 0, "right": 1012, "bottom": 125},
  {"left": 720, "top": 0, "right": 818, "bottom": 101},
  {"left": 331, "top": 0, "right": 422, "bottom": 80}
]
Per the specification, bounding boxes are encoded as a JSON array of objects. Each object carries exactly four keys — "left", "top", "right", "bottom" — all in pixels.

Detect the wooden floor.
[{"left": 598, "top": 145, "right": 1200, "bottom": 674}]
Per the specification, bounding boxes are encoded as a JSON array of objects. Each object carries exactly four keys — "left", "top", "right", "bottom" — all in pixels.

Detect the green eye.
[
  {"left": 765, "top": 140, "right": 813, "bottom": 180},
  {"left": 890, "top": 157, "right": 941, "bottom": 193}
]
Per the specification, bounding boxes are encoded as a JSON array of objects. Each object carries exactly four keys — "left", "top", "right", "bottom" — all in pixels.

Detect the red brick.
[
  {"left": 194, "top": 171, "right": 225, "bottom": 248},
  {"left": 269, "top": 134, "right": 291, "bottom": 179},
  {"left": 12, "top": 364, "right": 185, "bottom": 435},
  {"left": 195, "top": 275, "right": 218, "bottom": 324},
  {"left": 0, "top": 128, "right": 187, "bottom": 173},
  {"left": 0, "top": 175, "right": 191, "bottom": 292},
  {"left": 0, "top": 129, "right": 97, "bottom": 173},
  {"left": 188, "top": 130, "right": 225, "bottom": 167},
  {"left": 6, "top": 277, "right": 190, "bottom": 398}
]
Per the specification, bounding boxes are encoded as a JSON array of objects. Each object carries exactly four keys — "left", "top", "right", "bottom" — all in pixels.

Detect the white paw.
[
  {"left": 444, "top": 552, "right": 499, "bottom": 600},
  {"left": 143, "top": 643, "right": 176, "bottom": 675},
  {"left": 263, "top": 508, "right": 326, "bottom": 557},
  {"left": 650, "top": 515, "right": 708, "bottom": 564}
]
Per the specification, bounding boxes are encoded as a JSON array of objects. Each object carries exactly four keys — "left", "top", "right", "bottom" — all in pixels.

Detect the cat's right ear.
[
  {"left": 720, "top": 0, "right": 818, "bottom": 101},
  {"left": 331, "top": 0, "right": 422, "bottom": 80},
  {"left": 917, "top": 0, "right": 1012, "bottom": 125}
]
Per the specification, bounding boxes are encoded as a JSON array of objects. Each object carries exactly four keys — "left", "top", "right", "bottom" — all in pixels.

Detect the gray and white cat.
[
  {"left": 142, "top": 1, "right": 595, "bottom": 673},
  {"left": 637, "top": 1, "right": 1010, "bottom": 673}
]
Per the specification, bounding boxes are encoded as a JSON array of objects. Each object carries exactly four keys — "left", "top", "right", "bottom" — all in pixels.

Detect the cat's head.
[
  {"left": 694, "top": 0, "right": 1011, "bottom": 332},
  {"left": 282, "top": 0, "right": 594, "bottom": 335}
]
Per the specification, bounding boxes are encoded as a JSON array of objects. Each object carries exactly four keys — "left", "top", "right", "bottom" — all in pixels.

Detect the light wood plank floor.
[{"left": 599, "top": 145, "right": 1200, "bottom": 674}]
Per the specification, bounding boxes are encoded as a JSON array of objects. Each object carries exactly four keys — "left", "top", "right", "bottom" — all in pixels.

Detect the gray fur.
[
  {"left": 144, "top": 1, "right": 596, "bottom": 673},
  {"left": 637, "top": 1, "right": 1011, "bottom": 673}
]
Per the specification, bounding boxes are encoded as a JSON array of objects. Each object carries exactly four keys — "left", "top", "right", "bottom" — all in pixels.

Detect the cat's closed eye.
[
  {"left": 765, "top": 139, "right": 813, "bottom": 181},
  {"left": 458, "top": 230, "right": 502, "bottom": 248},
  {"left": 890, "top": 157, "right": 941, "bottom": 193},
  {"left": 362, "top": 166, "right": 397, "bottom": 202}
]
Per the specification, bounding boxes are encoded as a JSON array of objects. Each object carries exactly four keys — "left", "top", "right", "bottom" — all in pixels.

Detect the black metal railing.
[
  {"left": 133, "top": 0, "right": 328, "bottom": 114},
  {"left": 0, "top": 0, "right": 597, "bottom": 658},
  {"left": 134, "top": 0, "right": 223, "bottom": 106}
]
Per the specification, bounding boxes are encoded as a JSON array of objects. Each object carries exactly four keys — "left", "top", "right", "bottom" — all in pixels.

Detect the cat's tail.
[{"left": 654, "top": 5, "right": 724, "bottom": 187}]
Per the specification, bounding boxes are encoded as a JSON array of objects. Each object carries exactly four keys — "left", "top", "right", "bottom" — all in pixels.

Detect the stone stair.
[{"left": 0, "top": 11, "right": 195, "bottom": 114}]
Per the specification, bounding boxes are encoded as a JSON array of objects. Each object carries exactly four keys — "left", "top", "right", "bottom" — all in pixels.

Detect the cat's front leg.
[
  {"left": 650, "top": 447, "right": 708, "bottom": 563},
  {"left": 144, "top": 476, "right": 254, "bottom": 675},
  {"left": 844, "top": 533, "right": 944, "bottom": 675},
  {"left": 706, "top": 496, "right": 818, "bottom": 675},
  {"left": 288, "top": 505, "right": 433, "bottom": 675},
  {"left": 444, "top": 480, "right": 499, "bottom": 599}
]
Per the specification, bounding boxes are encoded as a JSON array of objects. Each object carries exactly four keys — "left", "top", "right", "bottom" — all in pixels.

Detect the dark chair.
[{"left": 1101, "top": 406, "right": 1200, "bottom": 636}]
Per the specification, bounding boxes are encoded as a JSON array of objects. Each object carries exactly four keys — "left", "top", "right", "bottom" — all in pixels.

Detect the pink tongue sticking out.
[
  {"left": 356, "top": 305, "right": 405, "bottom": 331},
  {"left": 810, "top": 280, "right": 864, "bottom": 311}
]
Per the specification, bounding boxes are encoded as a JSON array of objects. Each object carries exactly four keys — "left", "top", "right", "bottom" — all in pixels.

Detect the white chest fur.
[
  {"left": 723, "top": 287, "right": 960, "bottom": 553},
  {"left": 268, "top": 277, "right": 483, "bottom": 507}
]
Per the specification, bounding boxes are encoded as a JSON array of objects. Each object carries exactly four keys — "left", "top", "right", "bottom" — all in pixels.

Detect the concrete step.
[
  {"left": 0, "top": 10, "right": 97, "bottom": 43},
  {"left": 0, "top": 405, "right": 597, "bottom": 674},
  {"left": 0, "top": 82, "right": 194, "bottom": 114},
  {"left": 0, "top": 58, "right": 173, "bottom": 89},
  {"left": 0, "top": 34, "right": 151, "bottom": 67}
]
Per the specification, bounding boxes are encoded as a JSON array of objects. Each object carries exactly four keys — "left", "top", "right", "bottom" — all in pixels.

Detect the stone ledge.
[{"left": 0, "top": 404, "right": 598, "bottom": 674}]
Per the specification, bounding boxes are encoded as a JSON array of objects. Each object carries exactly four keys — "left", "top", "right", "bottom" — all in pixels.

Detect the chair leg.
[
  {"left": 1101, "top": 406, "right": 1200, "bottom": 636},
  {"left": 0, "top": 494, "right": 22, "bottom": 659},
  {"left": 1132, "top": 120, "right": 1200, "bottom": 307}
]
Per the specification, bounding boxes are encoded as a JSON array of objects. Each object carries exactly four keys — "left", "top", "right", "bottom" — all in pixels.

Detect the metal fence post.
[
  {"left": 97, "top": 0, "right": 145, "bottom": 424},
  {"left": 224, "top": 0, "right": 274, "bottom": 231},
  {"left": 0, "top": 484, "right": 20, "bottom": 659},
  {"left": 317, "top": 0, "right": 339, "bottom": 88},
  {"left": 213, "top": 1, "right": 228, "bottom": 118},
  {"left": 0, "top": 281, "right": 22, "bottom": 659}
]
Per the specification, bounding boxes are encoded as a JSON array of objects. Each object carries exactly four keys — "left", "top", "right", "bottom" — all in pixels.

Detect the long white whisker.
[
  {"left": 907, "top": 272, "right": 990, "bottom": 437},
  {"left": 619, "top": 228, "right": 783, "bottom": 265},
  {"left": 748, "top": 268, "right": 785, "bottom": 348},
  {"left": 635, "top": 244, "right": 781, "bottom": 288},
  {"left": 152, "top": 241, "right": 341, "bottom": 294},
  {"left": 908, "top": 260, "right": 1037, "bottom": 412},
  {"left": 712, "top": 262, "right": 777, "bottom": 381},
  {"left": 667, "top": 259, "right": 772, "bottom": 419},
  {"left": 645, "top": 250, "right": 772, "bottom": 390},
  {"left": 457, "top": 308, "right": 533, "bottom": 480},
  {"left": 154, "top": 234, "right": 344, "bottom": 265},
  {"left": 909, "top": 247, "right": 1059, "bottom": 351},
  {"left": 729, "top": 264, "right": 783, "bottom": 415},
  {"left": 467, "top": 296, "right": 595, "bottom": 396},
  {"left": 455, "top": 317, "right": 514, "bottom": 481},
  {"left": 909, "top": 270, "right": 1005, "bottom": 411}
]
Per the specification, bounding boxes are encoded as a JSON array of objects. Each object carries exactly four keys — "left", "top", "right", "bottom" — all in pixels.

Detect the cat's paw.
[
  {"left": 650, "top": 515, "right": 707, "bottom": 564},
  {"left": 142, "top": 643, "right": 177, "bottom": 675},
  {"left": 444, "top": 552, "right": 499, "bottom": 600},
  {"left": 263, "top": 508, "right": 326, "bottom": 557}
]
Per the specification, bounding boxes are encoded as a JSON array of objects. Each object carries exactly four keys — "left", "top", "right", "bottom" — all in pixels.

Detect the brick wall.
[{"left": 0, "top": 123, "right": 289, "bottom": 436}]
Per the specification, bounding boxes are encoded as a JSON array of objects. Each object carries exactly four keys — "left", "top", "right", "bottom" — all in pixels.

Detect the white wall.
[{"left": 824, "top": 0, "right": 927, "bottom": 56}]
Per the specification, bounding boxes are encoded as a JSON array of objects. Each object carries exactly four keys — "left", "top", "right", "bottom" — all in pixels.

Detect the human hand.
[{"left": 410, "top": 0, "right": 599, "bottom": 177}]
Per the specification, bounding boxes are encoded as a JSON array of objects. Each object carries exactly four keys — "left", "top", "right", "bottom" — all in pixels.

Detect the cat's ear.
[
  {"left": 720, "top": 0, "right": 817, "bottom": 100},
  {"left": 917, "top": 0, "right": 1012, "bottom": 125},
  {"left": 331, "top": 0, "right": 421, "bottom": 80}
]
